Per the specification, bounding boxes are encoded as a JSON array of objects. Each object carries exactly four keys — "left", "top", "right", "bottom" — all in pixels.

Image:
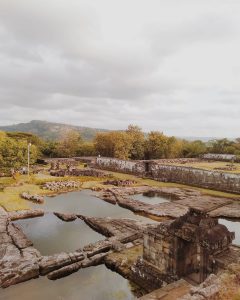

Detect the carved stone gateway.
[{"left": 132, "top": 208, "right": 235, "bottom": 290}]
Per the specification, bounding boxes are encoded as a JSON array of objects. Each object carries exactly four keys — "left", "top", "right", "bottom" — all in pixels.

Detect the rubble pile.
[
  {"left": 42, "top": 181, "right": 80, "bottom": 191},
  {"left": 21, "top": 192, "right": 44, "bottom": 204},
  {"left": 103, "top": 179, "right": 137, "bottom": 186}
]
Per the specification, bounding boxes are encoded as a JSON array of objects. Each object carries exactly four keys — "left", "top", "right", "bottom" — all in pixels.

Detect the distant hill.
[
  {"left": 0, "top": 120, "right": 109, "bottom": 141},
  {"left": 0, "top": 120, "right": 224, "bottom": 142},
  {"left": 177, "top": 136, "right": 216, "bottom": 142}
]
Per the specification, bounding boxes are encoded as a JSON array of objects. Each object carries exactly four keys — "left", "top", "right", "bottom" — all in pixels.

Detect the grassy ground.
[
  {"left": 218, "top": 264, "right": 240, "bottom": 300},
  {"left": 110, "top": 171, "right": 240, "bottom": 199},
  {"left": 163, "top": 161, "right": 240, "bottom": 174},
  {"left": 106, "top": 245, "right": 142, "bottom": 277},
  {"left": 0, "top": 173, "right": 109, "bottom": 212},
  {"left": 1, "top": 163, "right": 240, "bottom": 212}
]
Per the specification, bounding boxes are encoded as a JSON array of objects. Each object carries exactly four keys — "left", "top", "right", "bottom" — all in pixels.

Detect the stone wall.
[
  {"left": 150, "top": 164, "right": 240, "bottom": 194},
  {"left": 96, "top": 157, "right": 240, "bottom": 193},
  {"left": 96, "top": 157, "right": 145, "bottom": 174},
  {"left": 202, "top": 153, "right": 238, "bottom": 162},
  {"left": 143, "top": 231, "right": 170, "bottom": 273}
]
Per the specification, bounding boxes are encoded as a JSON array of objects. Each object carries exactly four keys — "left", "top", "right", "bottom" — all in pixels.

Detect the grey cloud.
[
  {"left": 0, "top": 0, "right": 240, "bottom": 137},
  {"left": 147, "top": 14, "right": 238, "bottom": 58}
]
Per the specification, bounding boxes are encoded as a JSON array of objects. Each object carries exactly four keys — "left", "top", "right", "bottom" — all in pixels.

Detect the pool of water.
[
  {"left": 17, "top": 189, "right": 154, "bottom": 255},
  {"left": 6, "top": 189, "right": 144, "bottom": 299},
  {"left": 132, "top": 191, "right": 170, "bottom": 205},
  {"left": 219, "top": 218, "right": 240, "bottom": 246},
  {"left": 15, "top": 213, "right": 103, "bottom": 255},
  {"left": 0, "top": 265, "right": 135, "bottom": 300},
  {"left": 34, "top": 189, "right": 152, "bottom": 222}
]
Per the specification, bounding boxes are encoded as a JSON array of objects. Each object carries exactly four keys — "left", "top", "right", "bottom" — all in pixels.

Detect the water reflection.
[
  {"left": 219, "top": 218, "right": 240, "bottom": 246},
  {"left": 0, "top": 266, "right": 135, "bottom": 300},
  {"left": 132, "top": 191, "right": 170, "bottom": 205},
  {"left": 35, "top": 189, "right": 152, "bottom": 222},
  {"left": 7, "top": 189, "right": 144, "bottom": 299},
  {"left": 15, "top": 214, "right": 103, "bottom": 255},
  {"left": 16, "top": 190, "right": 155, "bottom": 255}
]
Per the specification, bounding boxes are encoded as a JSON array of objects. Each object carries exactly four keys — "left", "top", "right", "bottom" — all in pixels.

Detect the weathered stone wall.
[
  {"left": 202, "top": 153, "right": 238, "bottom": 162},
  {"left": 148, "top": 158, "right": 200, "bottom": 164},
  {"left": 96, "top": 157, "right": 145, "bottom": 174},
  {"left": 143, "top": 231, "right": 175, "bottom": 274},
  {"left": 96, "top": 157, "right": 240, "bottom": 193},
  {"left": 150, "top": 164, "right": 240, "bottom": 193}
]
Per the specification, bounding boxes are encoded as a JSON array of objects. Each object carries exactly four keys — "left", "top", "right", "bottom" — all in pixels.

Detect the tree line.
[{"left": 1, "top": 125, "right": 240, "bottom": 170}]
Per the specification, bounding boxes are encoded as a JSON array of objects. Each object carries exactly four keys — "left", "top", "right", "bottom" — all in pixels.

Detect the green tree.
[
  {"left": 144, "top": 131, "right": 169, "bottom": 159},
  {"left": 208, "top": 138, "right": 234, "bottom": 154},
  {"left": 182, "top": 140, "right": 207, "bottom": 157},
  {"left": 166, "top": 137, "right": 184, "bottom": 158},
  {"left": 77, "top": 142, "right": 96, "bottom": 156},
  {"left": 55, "top": 130, "right": 83, "bottom": 157},
  {"left": 112, "top": 131, "right": 132, "bottom": 160},
  {"left": 41, "top": 140, "right": 58, "bottom": 157},
  {"left": 94, "top": 132, "right": 115, "bottom": 157},
  {"left": 126, "top": 125, "right": 145, "bottom": 160},
  {"left": 94, "top": 131, "right": 132, "bottom": 159},
  {"left": 0, "top": 137, "right": 38, "bottom": 169}
]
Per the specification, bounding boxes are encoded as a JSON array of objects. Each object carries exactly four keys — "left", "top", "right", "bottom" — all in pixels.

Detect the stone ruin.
[
  {"left": 50, "top": 168, "right": 109, "bottom": 178},
  {"left": 132, "top": 208, "right": 235, "bottom": 291},
  {"left": 103, "top": 179, "right": 137, "bottom": 187}
]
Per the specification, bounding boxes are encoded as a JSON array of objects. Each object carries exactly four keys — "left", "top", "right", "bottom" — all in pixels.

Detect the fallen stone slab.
[
  {"left": 209, "top": 202, "right": 240, "bottom": 218},
  {"left": 8, "top": 223, "right": 33, "bottom": 249},
  {"left": 0, "top": 209, "right": 41, "bottom": 288},
  {"left": 117, "top": 196, "right": 150, "bottom": 213},
  {"left": 39, "top": 251, "right": 85, "bottom": 276},
  {"left": 0, "top": 246, "right": 41, "bottom": 288},
  {"left": 175, "top": 196, "right": 233, "bottom": 212},
  {"left": 79, "top": 215, "right": 146, "bottom": 237},
  {"left": 8, "top": 209, "right": 44, "bottom": 221},
  {"left": 146, "top": 202, "right": 189, "bottom": 219},
  {"left": 54, "top": 212, "right": 77, "bottom": 222},
  {"left": 21, "top": 192, "right": 44, "bottom": 204},
  {"left": 47, "top": 252, "right": 107, "bottom": 280},
  {"left": 83, "top": 239, "right": 113, "bottom": 257}
]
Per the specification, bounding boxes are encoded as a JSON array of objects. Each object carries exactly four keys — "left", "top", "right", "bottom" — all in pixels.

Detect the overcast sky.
[{"left": 0, "top": 0, "right": 240, "bottom": 137}]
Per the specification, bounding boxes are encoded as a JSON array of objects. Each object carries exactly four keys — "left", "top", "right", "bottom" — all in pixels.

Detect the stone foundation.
[
  {"left": 150, "top": 164, "right": 240, "bottom": 194},
  {"left": 96, "top": 157, "right": 240, "bottom": 194}
]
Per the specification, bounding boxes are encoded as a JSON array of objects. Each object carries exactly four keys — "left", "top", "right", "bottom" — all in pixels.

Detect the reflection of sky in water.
[
  {"left": 219, "top": 218, "right": 240, "bottom": 246},
  {"left": 9, "top": 190, "right": 141, "bottom": 299},
  {"left": 15, "top": 214, "right": 103, "bottom": 255},
  {"left": 32, "top": 189, "right": 151, "bottom": 222},
  {"left": 0, "top": 265, "right": 135, "bottom": 300},
  {"left": 132, "top": 192, "right": 170, "bottom": 205},
  {"left": 18, "top": 189, "right": 155, "bottom": 255}
]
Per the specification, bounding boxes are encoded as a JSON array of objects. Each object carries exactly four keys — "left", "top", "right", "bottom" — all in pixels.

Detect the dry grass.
[
  {"left": 106, "top": 245, "right": 142, "bottom": 276},
  {"left": 1, "top": 164, "right": 240, "bottom": 212},
  {"left": 218, "top": 264, "right": 240, "bottom": 300},
  {"left": 110, "top": 171, "right": 240, "bottom": 199},
  {"left": 163, "top": 161, "right": 240, "bottom": 174},
  {"left": 0, "top": 173, "right": 110, "bottom": 211},
  {"left": 0, "top": 183, "right": 43, "bottom": 211}
]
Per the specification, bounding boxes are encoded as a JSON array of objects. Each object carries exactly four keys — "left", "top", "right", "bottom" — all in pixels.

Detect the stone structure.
[
  {"left": 50, "top": 168, "right": 108, "bottom": 178},
  {"left": 96, "top": 157, "right": 240, "bottom": 194},
  {"left": 150, "top": 164, "right": 240, "bottom": 194},
  {"left": 96, "top": 157, "right": 145, "bottom": 174},
  {"left": 20, "top": 192, "right": 44, "bottom": 204},
  {"left": 42, "top": 181, "right": 80, "bottom": 191},
  {"left": 202, "top": 153, "right": 239, "bottom": 162},
  {"left": 103, "top": 179, "right": 136, "bottom": 186},
  {"left": 138, "top": 209, "right": 234, "bottom": 286}
]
